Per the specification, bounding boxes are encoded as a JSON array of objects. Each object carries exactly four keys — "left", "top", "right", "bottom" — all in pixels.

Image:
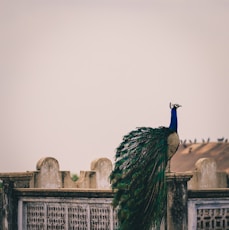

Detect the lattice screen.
[
  {"left": 22, "top": 200, "right": 118, "bottom": 230},
  {"left": 68, "top": 205, "right": 88, "bottom": 229},
  {"left": 26, "top": 203, "right": 45, "bottom": 229},
  {"left": 197, "top": 208, "right": 229, "bottom": 230}
]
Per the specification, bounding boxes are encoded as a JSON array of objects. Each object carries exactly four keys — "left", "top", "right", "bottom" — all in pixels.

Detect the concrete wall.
[
  {"left": 1, "top": 156, "right": 229, "bottom": 230},
  {"left": 1, "top": 156, "right": 227, "bottom": 191},
  {"left": 0, "top": 188, "right": 2, "bottom": 230},
  {"left": 29, "top": 157, "right": 112, "bottom": 189},
  {"left": 188, "top": 158, "right": 228, "bottom": 189},
  {"left": 76, "top": 157, "right": 112, "bottom": 189}
]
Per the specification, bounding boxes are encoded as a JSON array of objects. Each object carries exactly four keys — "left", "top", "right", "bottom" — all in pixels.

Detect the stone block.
[
  {"left": 188, "top": 158, "right": 227, "bottom": 189},
  {"left": 76, "top": 158, "right": 112, "bottom": 189},
  {"left": 91, "top": 158, "right": 112, "bottom": 189},
  {"left": 76, "top": 171, "right": 96, "bottom": 188},
  {"left": 34, "top": 157, "right": 62, "bottom": 188}
]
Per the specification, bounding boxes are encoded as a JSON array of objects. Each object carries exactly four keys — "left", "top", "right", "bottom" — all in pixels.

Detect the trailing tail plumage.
[{"left": 110, "top": 103, "right": 181, "bottom": 230}]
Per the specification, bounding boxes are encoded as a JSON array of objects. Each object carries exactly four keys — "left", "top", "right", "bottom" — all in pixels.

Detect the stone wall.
[
  {"left": 187, "top": 157, "right": 228, "bottom": 189},
  {"left": 0, "top": 188, "right": 2, "bottom": 230},
  {"left": 0, "top": 157, "right": 192, "bottom": 230},
  {"left": 0, "top": 173, "right": 192, "bottom": 230},
  {"left": 21, "top": 157, "right": 113, "bottom": 189},
  {"left": 0, "top": 157, "right": 113, "bottom": 190},
  {"left": 1, "top": 155, "right": 229, "bottom": 230},
  {"left": 16, "top": 189, "right": 117, "bottom": 230},
  {"left": 76, "top": 158, "right": 112, "bottom": 189},
  {"left": 28, "top": 157, "right": 77, "bottom": 188},
  {"left": 1, "top": 156, "right": 227, "bottom": 190},
  {"left": 188, "top": 189, "right": 229, "bottom": 229}
]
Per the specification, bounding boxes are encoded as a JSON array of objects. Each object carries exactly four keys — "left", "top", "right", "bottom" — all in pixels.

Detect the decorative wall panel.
[
  {"left": 26, "top": 203, "right": 45, "bottom": 230},
  {"left": 68, "top": 205, "right": 88, "bottom": 230},
  {"left": 19, "top": 198, "right": 118, "bottom": 230},
  {"left": 188, "top": 198, "right": 229, "bottom": 230},
  {"left": 197, "top": 208, "right": 229, "bottom": 230}
]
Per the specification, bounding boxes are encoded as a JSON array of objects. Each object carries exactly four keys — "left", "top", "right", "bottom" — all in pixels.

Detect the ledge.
[
  {"left": 0, "top": 172, "right": 34, "bottom": 181},
  {"left": 166, "top": 172, "right": 193, "bottom": 182},
  {"left": 14, "top": 188, "right": 115, "bottom": 198},
  {"left": 188, "top": 189, "right": 229, "bottom": 199}
]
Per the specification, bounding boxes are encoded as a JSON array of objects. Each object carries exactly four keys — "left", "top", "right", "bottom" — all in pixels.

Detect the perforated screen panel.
[{"left": 20, "top": 198, "right": 118, "bottom": 230}]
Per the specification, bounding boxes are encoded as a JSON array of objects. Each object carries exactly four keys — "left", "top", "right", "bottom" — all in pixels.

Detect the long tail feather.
[{"left": 110, "top": 127, "right": 175, "bottom": 230}]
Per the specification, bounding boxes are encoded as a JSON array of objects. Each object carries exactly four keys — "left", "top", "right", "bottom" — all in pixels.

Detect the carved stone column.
[
  {"left": 2, "top": 179, "right": 14, "bottom": 230},
  {"left": 166, "top": 173, "right": 192, "bottom": 230},
  {"left": 0, "top": 173, "right": 33, "bottom": 230}
]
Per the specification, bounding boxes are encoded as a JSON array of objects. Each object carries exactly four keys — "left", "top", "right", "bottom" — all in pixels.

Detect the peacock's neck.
[{"left": 169, "top": 108, "right": 178, "bottom": 132}]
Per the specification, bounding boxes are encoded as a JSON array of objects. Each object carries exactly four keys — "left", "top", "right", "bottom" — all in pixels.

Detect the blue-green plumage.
[{"left": 110, "top": 103, "right": 181, "bottom": 230}]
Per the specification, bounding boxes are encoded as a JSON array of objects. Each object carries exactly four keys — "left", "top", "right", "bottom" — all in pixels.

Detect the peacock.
[{"left": 110, "top": 103, "right": 181, "bottom": 230}]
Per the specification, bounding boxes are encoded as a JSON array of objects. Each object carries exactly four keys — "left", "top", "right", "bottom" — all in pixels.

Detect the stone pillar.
[
  {"left": 166, "top": 173, "right": 192, "bottom": 230},
  {"left": 188, "top": 158, "right": 227, "bottom": 189},
  {"left": 91, "top": 158, "right": 112, "bottom": 189},
  {"left": 1, "top": 180, "right": 14, "bottom": 230},
  {"left": 0, "top": 173, "right": 33, "bottom": 230},
  {"left": 35, "top": 157, "right": 62, "bottom": 188},
  {"left": 0, "top": 187, "right": 2, "bottom": 230}
]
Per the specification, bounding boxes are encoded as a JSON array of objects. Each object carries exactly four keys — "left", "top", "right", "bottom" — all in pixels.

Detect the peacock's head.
[{"left": 169, "top": 103, "right": 181, "bottom": 109}]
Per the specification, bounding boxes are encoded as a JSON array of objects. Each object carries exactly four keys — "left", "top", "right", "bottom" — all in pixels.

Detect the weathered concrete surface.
[
  {"left": 34, "top": 157, "right": 62, "bottom": 188},
  {"left": 167, "top": 173, "right": 192, "bottom": 230},
  {"left": 30, "top": 157, "right": 76, "bottom": 188},
  {"left": 76, "top": 170, "right": 96, "bottom": 188},
  {"left": 76, "top": 158, "right": 112, "bottom": 189},
  {"left": 91, "top": 158, "right": 112, "bottom": 189},
  {"left": 188, "top": 158, "right": 227, "bottom": 189},
  {"left": 0, "top": 172, "right": 33, "bottom": 230}
]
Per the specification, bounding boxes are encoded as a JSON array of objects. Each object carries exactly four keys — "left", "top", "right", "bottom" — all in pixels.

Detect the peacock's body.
[{"left": 110, "top": 103, "right": 181, "bottom": 230}]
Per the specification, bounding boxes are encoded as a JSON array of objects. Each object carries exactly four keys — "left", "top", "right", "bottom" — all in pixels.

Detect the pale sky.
[{"left": 0, "top": 0, "right": 229, "bottom": 173}]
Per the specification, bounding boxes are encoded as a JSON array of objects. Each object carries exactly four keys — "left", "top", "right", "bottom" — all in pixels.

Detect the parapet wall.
[
  {"left": 1, "top": 156, "right": 228, "bottom": 230},
  {"left": 187, "top": 157, "right": 228, "bottom": 189},
  {"left": 0, "top": 157, "right": 113, "bottom": 190},
  {"left": 0, "top": 156, "right": 228, "bottom": 190}
]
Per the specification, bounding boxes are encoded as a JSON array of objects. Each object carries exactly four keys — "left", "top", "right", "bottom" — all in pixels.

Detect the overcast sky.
[{"left": 0, "top": 0, "right": 229, "bottom": 173}]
